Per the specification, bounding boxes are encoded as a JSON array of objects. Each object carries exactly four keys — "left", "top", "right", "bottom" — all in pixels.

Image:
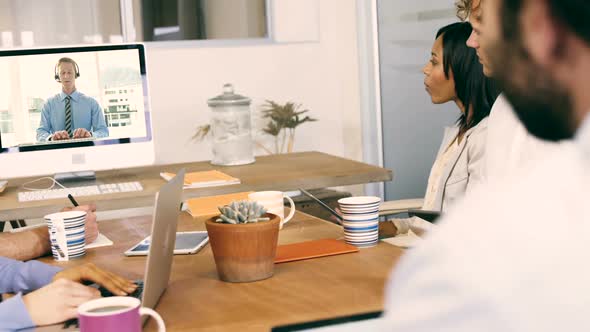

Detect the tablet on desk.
[{"left": 125, "top": 231, "right": 209, "bottom": 256}]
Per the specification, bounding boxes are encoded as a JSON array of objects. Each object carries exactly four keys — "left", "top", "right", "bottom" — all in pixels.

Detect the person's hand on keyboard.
[
  {"left": 22, "top": 278, "right": 100, "bottom": 326},
  {"left": 53, "top": 262, "right": 138, "bottom": 297},
  {"left": 61, "top": 204, "right": 99, "bottom": 243},
  {"left": 73, "top": 128, "right": 92, "bottom": 138},
  {"left": 50, "top": 130, "right": 70, "bottom": 141}
]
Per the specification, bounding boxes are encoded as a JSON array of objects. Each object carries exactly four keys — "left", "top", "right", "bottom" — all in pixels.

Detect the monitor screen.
[
  {"left": 0, "top": 44, "right": 151, "bottom": 150},
  {"left": 0, "top": 44, "right": 154, "bottom": 179}
]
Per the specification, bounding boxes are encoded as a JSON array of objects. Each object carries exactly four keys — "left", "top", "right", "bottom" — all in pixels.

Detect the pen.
[{"left": 67, "top": 193, "right": 79, "bottom": 207}]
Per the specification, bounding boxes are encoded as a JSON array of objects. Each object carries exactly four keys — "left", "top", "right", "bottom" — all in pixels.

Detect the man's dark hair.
[
  {"left": 436, "top": 22, "right": 500, "bottom": 134},
  {"left": 502, "top": 0, "right": 590, "bottom": 45}
]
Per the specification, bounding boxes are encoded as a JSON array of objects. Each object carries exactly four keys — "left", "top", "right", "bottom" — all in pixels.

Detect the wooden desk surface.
[
  {"left": 39, "top": 211, "right": 403, "bottom": 332},
  {"left": 0, "top": 152, "right": 392, "bottom": 220}
]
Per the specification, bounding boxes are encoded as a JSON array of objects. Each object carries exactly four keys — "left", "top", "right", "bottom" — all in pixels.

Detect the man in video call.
[{"left": 36, "top": 57, "right": 109, "bottom": 142}]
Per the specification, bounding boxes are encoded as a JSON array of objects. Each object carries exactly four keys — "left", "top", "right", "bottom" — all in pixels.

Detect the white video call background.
[{"left": 0, "top": 49, "right": 147, "bottom": 148}]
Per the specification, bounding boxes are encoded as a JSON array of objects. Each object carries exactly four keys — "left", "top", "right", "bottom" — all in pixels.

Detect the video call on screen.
[{"left": 0, "top": 49, "right": 148, "bottom": 149}]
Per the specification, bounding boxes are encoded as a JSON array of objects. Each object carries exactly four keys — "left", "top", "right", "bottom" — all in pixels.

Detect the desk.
[
  {"left": 39, "top": 211, "right": 403, "bottom": 331},
  {"left": 0, "top": 152, "right": 392, "bottom": 220}
]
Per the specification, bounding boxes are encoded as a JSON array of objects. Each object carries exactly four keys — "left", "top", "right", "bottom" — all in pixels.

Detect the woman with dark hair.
[{"left": 389, "top": 22, "right": 499, "bottom": 236}]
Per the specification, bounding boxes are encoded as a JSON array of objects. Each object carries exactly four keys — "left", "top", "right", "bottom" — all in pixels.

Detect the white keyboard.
[
  {"left": 18, "top": 182, "right": 144, "bottom": 202},
  {"left": 18, "top": 137, "right": 96, "bottom": 147}
]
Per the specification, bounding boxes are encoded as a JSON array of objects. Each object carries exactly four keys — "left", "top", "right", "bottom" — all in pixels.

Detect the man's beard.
[{"left": 488, "top": 36, "right": 576, "bottom": 141}]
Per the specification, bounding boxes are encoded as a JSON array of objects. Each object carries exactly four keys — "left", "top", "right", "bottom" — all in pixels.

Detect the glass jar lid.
[{"left": 207, "top": 83, "right": 251, "bottom": 107}]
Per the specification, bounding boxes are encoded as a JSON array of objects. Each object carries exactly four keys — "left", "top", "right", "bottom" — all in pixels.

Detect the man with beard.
[
  {"left": 459, "top": 0, "right": 561, "bottom": 180},
  {"left": 379, "top": 0, "right": 590, "bottom": 330}
]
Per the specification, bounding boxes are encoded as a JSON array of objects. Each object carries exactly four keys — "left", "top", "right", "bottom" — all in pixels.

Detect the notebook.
[
  {"left": 183, "top": 191, "right": 253, "bottom": 218},
  {"left": 381, "top": 229, "right": 422, "bottom": 248},
  {"left": 85, "top": 233, "right": 114, "bottom": 249},
  {"left": 160, "top": 170, "right": 240, "bottom": 189},
  {"left": 274, "top": 239, "right": 359, "bottom": 264}
]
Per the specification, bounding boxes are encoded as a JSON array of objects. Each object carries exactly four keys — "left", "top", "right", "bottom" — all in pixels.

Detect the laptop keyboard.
[
  {"left": 97, "top": 280, "right": 144, "bottom": 299},
  {"left": 62, "top": 280, "right": 144, "bottom": 329}
]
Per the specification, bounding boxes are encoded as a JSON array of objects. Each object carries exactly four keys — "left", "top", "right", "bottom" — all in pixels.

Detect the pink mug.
[{"left": 77, "top": 296, "right": 165, "bottom": 332}]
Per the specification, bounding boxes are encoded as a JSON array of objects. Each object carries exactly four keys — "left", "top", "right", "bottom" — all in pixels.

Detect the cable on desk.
[{"left": 21, "top": 177, "right": 67, "bottom": 191}]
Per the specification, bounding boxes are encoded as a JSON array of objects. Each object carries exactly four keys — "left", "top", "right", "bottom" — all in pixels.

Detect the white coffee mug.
[
  {"left": 248, "top": 191, "right": 295, "bottom": 229},
  {"left": 44, "top": 210, "right": 87, "bottom": 261}
]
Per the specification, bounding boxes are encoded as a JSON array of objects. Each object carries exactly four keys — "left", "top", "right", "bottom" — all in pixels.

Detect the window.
[
  {"left": 0, "top": 0, "right": 123, "bottom": 47},
  {"left": 137, "top": 0, "right": 267, "bottom": 41},
  {"left": 0, "top": 0, "right": 268, "bottom": 48}
]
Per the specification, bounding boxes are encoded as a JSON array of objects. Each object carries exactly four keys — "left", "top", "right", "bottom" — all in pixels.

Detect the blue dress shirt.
[
  {"left": 0, "top": 257, "right": 61, "bottom": 331},
  {"left": 36, "top": 90, "right": 109, "bottom": 141}
]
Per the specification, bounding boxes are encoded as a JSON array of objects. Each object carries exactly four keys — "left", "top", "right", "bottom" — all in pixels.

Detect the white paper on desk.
[
  {"left": 86, "top": 233, "right": 113, "bottom": 249},
  {"left": 381, "top": 229, "right": 422, "bottom": 248}
]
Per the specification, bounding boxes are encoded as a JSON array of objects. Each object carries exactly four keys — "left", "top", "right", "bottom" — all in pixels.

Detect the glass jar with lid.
[{"left": 206, "top": 84, "right": 255, "bottom": 166}]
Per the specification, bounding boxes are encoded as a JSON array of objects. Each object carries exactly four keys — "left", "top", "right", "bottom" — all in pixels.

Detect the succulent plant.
[{"left": 216, "top": 200, "right": 270, "bottom": 224}]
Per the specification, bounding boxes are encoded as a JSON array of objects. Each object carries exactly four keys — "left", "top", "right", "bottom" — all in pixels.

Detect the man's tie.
[{"left": 64, "top": 96, "right": 72, "bottom": 137}]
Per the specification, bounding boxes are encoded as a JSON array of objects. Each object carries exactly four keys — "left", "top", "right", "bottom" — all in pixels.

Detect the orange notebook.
[
  {"left": 160, "top": 170, "right": 240, "bottom": 189},
  {"left": 184, "top": 191, "right": 253, "bottom": 218},
  {"left": 274, "top": 239, "right": 359, "bottom": 264}
]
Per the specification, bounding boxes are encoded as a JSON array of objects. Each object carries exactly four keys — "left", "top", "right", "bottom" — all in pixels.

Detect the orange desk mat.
[{"left": 274, "top": 239, "right": 359, "bottom": 264}]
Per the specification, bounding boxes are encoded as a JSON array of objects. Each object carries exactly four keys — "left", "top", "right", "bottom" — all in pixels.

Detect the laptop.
[
  {"left": 30, "top": 169, "right": 185, "bottom": 332},
  {"left": 134, "top": 168, "right": 185, "bottom": 310}
]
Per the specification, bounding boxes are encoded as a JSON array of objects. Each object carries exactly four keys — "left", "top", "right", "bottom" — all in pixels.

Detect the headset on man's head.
[{"left": 54, "top": 57, "right": 80, "bottom": 82}]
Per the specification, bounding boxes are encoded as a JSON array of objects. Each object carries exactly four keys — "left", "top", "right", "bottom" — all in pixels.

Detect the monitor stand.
[{"left": 54, "top": 171, "right": 100, "bottom": 187}]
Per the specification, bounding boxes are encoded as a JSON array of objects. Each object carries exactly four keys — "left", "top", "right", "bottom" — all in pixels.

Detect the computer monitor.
[{"left": 0, "top": 44, "right": 154, "bottom": 179}]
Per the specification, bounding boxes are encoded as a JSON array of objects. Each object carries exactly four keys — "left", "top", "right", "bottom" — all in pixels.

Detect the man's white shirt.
[
  {"left": 380, "top": 108, "right": 590, "bottom": 330},
  {"left": 485, "top": 94, "right": 561, "bottom": 180}
]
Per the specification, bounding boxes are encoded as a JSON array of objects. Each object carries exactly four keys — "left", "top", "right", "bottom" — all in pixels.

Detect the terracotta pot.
[{"left": 205, "top": 213, "right": 280, "bottom": 283}]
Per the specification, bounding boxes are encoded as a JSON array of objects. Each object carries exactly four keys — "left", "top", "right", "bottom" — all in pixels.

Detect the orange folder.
[
  {"left": 161, "top": 170, "right": 240, "bottom": 188},
  {"left": 274, "top": 239, "right": 359, "bottom": 264},
  {"left": 185, "top": 191, "right": 253, "bottom": 218}
]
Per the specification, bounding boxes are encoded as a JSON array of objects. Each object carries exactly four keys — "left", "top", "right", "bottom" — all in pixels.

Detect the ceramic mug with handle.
[
  {"left": 44, "top": 210, "right": 87, "bottom": 261},
  {"left": 78, "top": 296, "right": 165, "bottom": 332},
  {"left": 248, "top": 191, "right": 295, "bottom": 229}
]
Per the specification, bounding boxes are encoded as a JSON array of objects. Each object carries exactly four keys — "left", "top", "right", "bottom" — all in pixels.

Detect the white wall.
[{"left": 146, "top": 0, "right": 364, "bottom": 171}]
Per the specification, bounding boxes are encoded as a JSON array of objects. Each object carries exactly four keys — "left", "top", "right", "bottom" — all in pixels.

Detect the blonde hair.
[
  {"left": 456, "top": 0, "right": 484, "bottom": 21},
  {"left": 57, "top": 57, "right": 78, "bottom": 69},
  {"left": 455, "top": 0, "right": 472, "bottom": 21}
]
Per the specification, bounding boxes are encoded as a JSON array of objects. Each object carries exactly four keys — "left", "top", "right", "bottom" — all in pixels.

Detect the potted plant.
[
  {"left": 205, "top": 200, "right": 280, "bottom": 283},
  {"left": 257, "top": 100, "right": 317, "bottom": 154}
]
